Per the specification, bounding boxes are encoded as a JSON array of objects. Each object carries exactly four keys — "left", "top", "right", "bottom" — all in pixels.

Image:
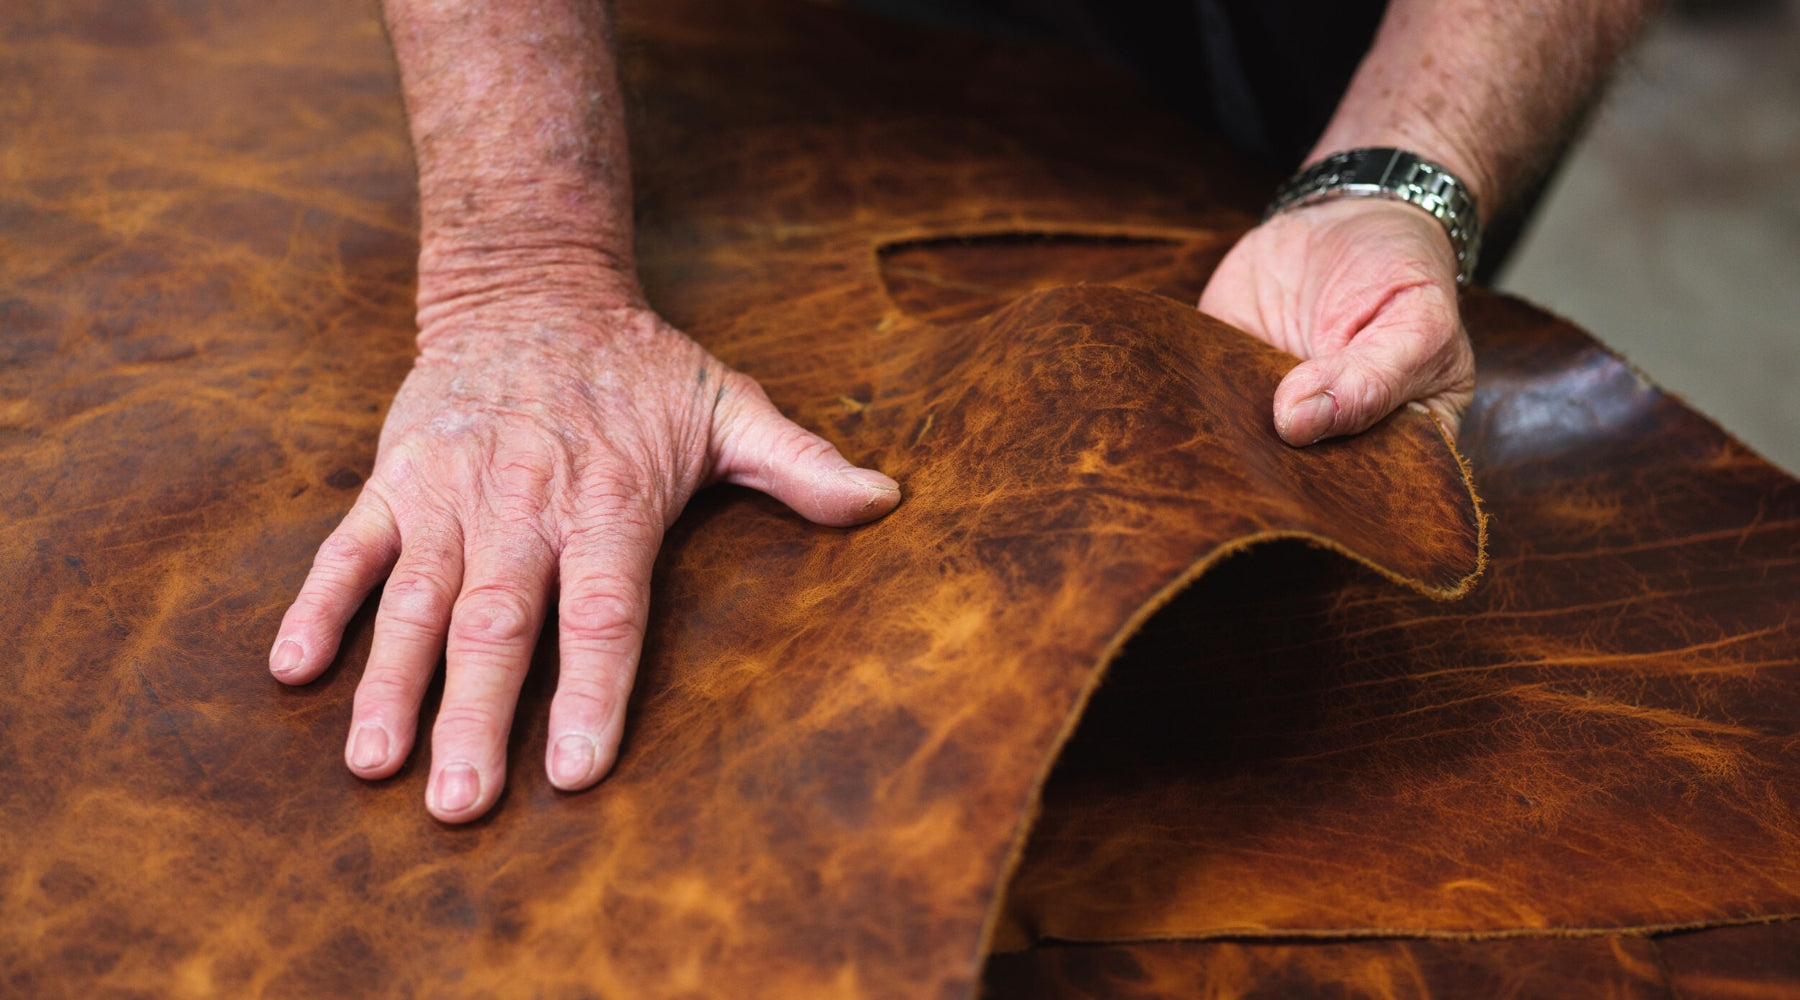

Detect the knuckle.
[
  {"left": 431, "top": 704, "right": 502, "bottom": 745},
  {"left": 562, "top": 614, "right": 641, "bottom": 649},
  {"left": 379, "top": 573, "right": 454, "bottom": 631},
  {"left": 1361, "top": 365, "right": 1408, "bottom": 410},
  {"left": 774, "top": 427, "right": 837, "bottom": 468},
  {"left": 492, "top": 455, "right": 558, "bottom": 507},
  {"left": 314, "top": 530, "right": 375, "bottom": 570},
  {"left": 280, "top": 591, "right": 334, "bottom": 631},
  {"left": 354, "top": 669, "right": 419, "bottom": 709},
  {"left": 554, "top": 676, "right": 622, "bottom": 728},
  {"left": 571, "top": 480, "right": 638, "bottom": 521},
  {"left": 561, "top": 587, "right": 641, "bottom": 647},
  {"left": 565, "top": 488, "right": 661, "bottom": 543},
  {"left": 450, "top": 585, "right": 539, "bottom": 647}
]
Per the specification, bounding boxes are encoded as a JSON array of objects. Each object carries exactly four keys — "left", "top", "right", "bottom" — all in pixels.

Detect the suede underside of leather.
[{"left": 2, "top": 1, "right": 1796, "bottom": 998}]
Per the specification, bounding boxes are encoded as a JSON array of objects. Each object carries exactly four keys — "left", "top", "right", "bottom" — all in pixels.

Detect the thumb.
[
  {"left": 1273, "top": 285, "right": 1473, "bottom": 445},
  {"left": 709, "top": 371, "right": 901, "bottom": 526}
]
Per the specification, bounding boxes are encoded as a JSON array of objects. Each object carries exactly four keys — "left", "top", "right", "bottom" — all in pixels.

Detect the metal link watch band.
[{"left": 1264, "top": 148, "right": 1483, "bottom": 286}]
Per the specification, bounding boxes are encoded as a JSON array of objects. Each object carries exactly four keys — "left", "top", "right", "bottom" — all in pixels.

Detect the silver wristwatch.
[{"left": 1264, "top": 147, "right": 1483, "bottom": 286}]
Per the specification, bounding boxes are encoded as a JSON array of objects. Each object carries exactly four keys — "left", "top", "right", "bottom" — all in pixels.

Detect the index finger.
[{"left": 270, "top": 496, "right": 400, "bottom": 685}]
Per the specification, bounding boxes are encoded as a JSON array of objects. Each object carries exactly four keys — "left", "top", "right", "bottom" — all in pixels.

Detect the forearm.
[
  {"left": 1311, "top": 0, "right": 1662, "bottom": 219},
  {"left": 380, "top": 0, "right": 639, "bottom": 319}
]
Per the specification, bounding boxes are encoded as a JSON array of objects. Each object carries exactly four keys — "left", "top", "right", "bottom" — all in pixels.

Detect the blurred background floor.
[{"left": 1498, "top": 0, "right": 1800, "bottom": 474}]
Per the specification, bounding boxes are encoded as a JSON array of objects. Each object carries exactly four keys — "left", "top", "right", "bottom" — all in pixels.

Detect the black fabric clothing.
[{"left": 849, "top": 0, "right": 1388, "bottom": 171}]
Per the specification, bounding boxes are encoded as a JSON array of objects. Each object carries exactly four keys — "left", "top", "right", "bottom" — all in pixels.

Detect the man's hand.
[
  {"left": 258, "top": 0, "right": 901, "bottom": 825},
  {"left": 1199, "top": 198, "right": 1474, "bottom": 445},
  {"left": 1204, "top": 0, "right": 1659, "bottom": 444},
  {"left": 267, "top": 277, "right": 900, "bottom": 823}
]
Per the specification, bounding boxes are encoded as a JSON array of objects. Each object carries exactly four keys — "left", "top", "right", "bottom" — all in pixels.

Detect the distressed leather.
[{"left": 2, "top": 1, "right": 1796, "bottom": 998}]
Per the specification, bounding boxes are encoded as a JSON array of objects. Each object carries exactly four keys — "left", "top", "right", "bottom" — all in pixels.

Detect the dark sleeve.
[{"left": 853, "top": 0, "right": 1388, "bottom": 169}]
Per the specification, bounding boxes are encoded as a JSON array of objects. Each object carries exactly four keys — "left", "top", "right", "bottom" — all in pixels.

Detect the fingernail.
[
  {"left": 1284, "top": 391, "right": 1338, "bottom": 444},
  {"left": 838, "top": 468, "right": 899, "bottom": 493},
  {"left": 349, "top": 724, "right": 390, "bottom": 771},
  {"left": 550, "top": 734, "right": 596, "bottom": 788},
  {"left": 432, "top": 763, "right": 480, "bottom": 814},
  {"left": 271, "top": 640, "right": 303, "bottom": 677}
]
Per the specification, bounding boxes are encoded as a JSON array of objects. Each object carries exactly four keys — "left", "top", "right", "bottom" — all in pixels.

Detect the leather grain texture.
[{"left": 2, "top": 0, "right": 1796, "bottom": 998}]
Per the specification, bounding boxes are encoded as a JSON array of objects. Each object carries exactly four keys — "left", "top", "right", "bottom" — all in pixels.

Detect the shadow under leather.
[
  {"left": 990, "top": 541, "right": 1359, "bottom": 940},
  {"left": 986, "top": 293, "right": 1800, "bottom": 954}
]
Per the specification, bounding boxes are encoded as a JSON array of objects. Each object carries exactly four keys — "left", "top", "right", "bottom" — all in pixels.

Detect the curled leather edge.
[
  {"left": 971, "top": 412, "right": 1490, "bottom": 964},
  {"left": 993, "top": 910, "right": 1800, "bottom": 948}
]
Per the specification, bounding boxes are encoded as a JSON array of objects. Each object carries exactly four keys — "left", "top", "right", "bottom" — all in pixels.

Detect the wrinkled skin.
[
  {"left": 1201, "top": 198, "right": 1476, "bottom": 445},
  {"left": 269, "top": 278, "right": 900, "bottom": 822}
]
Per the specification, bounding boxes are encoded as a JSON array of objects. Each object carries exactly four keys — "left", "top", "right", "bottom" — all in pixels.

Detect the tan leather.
[{"left": 2, "top": 0, "right": 1795, "bottom": 997}]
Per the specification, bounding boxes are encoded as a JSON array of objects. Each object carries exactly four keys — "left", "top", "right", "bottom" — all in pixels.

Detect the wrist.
[{"left": 415, "top": 241, "right": 647, "bottom": 338}]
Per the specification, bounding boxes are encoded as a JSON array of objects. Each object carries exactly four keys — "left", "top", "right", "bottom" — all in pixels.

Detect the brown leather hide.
[{"left": 2, "top": 1, "right": 1796, "bottom": 998}]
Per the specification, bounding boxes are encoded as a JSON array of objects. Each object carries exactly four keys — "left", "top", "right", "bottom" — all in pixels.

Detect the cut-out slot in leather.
[{"left": 877, "top": 232, "right": 1233, "bottom": 325}]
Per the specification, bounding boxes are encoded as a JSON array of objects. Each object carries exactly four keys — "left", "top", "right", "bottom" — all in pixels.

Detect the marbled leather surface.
[{"left": 2, "top": 0, "right": 1795, "bottom": 998}]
